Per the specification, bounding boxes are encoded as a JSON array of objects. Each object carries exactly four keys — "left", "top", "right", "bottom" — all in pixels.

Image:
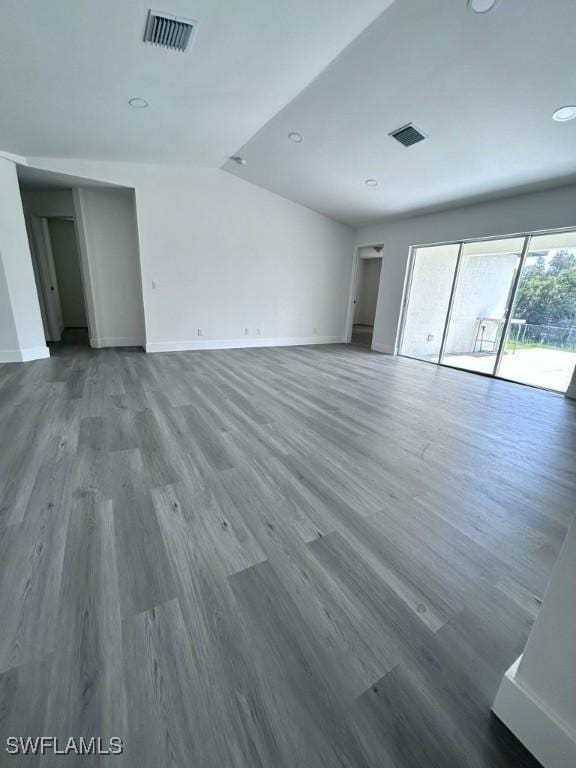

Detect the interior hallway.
[
  {"left": 0, "top": 344, "right": 574, "bottom": 767},
  {"left": 351, "top": 324, "right": 375, "bottom": 348}
]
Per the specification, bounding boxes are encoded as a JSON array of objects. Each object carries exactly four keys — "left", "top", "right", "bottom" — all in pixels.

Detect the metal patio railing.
[{"left": 507, "top": 322, "right": 576, "bottom": 352}]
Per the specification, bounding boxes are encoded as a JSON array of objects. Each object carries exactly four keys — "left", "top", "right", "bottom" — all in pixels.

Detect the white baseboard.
[
  {"left": 21, "top": 346, "right": 51, "bottom": 361},
  {"left": 492, "top": 656, "right": 576, "bottom": 768},
  {"left": 0, "top": 346, "right": 50, "bottom": 363},
  {"left": 145, "top": 335, "right": 345, "bottom": 354},
  {"left": 371, "top": 341, "right": 395, "bottom": 354},
  {"left": 90, "top": 337, "right": 144, "bottom": 349}
]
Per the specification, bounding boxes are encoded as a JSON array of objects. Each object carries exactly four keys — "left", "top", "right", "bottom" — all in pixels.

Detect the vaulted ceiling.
[
  {"left": 225, "top": 0, "right": 576, "bottom": 224},
  {"left": 0, "top": 0, "right": 391, "bottom": 166},
  {"left": 3, "top": 0, "right": 576, "bottom": 225}
]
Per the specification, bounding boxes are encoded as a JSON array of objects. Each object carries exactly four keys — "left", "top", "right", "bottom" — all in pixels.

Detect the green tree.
[{"left": 514, "top": 250, "right": 576, "bottom": 328}]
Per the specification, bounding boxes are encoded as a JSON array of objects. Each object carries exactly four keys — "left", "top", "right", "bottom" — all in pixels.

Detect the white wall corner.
[
  {"left": 492, "top": 656, "right": 576, "bottom": 768},
  {"left": 145, "top": 336, "right": 345, "bottom": 354},
  {"left": 0, "top": 346, "right": 50, "bottom": 363},
  {"left": 0, "top": 149, "right": 28, "bottom": 165}
]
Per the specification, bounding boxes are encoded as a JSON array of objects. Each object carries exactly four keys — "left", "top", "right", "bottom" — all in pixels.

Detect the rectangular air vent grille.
[
  {"left": 144, "top": 10, "right": 196, "bottom": 52},
  {"left": 389, "top": 124, "right": 426, "bottom": 147}
]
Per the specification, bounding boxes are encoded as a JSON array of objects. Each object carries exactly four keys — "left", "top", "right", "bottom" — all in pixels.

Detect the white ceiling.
[
  {"left": 0, "top": 0, "right": 392, "bottom": 166},
  {"left": 3, "top": 0, "right": 576, "bottom": 227},
  {"left": 224, "top": 0, "right": 576, "bottom": 225}
]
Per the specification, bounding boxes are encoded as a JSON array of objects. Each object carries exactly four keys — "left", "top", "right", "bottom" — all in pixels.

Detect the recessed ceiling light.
[
  {"left": 468, "top": 0, "right": 499, "bottom": 13},
  {"left": 288, "top": 132, "right": 304, "bottom": 143},
  {"left": 230, "top": 155, "right": 246, "bottom": 165},
  {"left": 365, "top": 179, "right": 379, "bottom": 187},
  {"left": 552, "top": 106, "right": 576, "bottom": 122},
  {"left": 129, "top": 97, "right": 149, "bottom": 109}
]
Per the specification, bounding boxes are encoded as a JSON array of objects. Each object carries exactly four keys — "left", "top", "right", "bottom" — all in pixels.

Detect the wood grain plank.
[{"left": 0, "top": 342, "right": 571, "bottom": 768}]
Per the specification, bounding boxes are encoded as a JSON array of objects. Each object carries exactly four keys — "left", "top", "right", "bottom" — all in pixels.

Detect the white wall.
[
  {"left": 493, "top": 514, "right": 576, "bottom": 768},
  {"left": 48, "top": 218, "right": 87, "bottom": 328},
  {"left": 354, "top": 257, "right": 381, "bottom": 326},
  {"left": 357, "top": 183, "right": 576, "bottom": 355},
  {"left": 0, "top": 158, "right": 48, "bottom": 362},
  {"left": 135, "top": 168, "right": 353, "bottom": 351},
  {"left": 518, "top": 516, "right": 576, "bottom": 736},
  {"left": 74, "top": 187, "right": 145, "bottom": 348},
  {"left": 0, "top": 257, "right": 19, "bottom": 355},
  {"left": 26, "top": 159, "right": 355, "bottom": 352}
]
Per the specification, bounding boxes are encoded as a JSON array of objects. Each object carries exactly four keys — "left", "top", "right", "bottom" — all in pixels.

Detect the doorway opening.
[
  {"left": 18, "top": 167, "right": 146, "bottom": 356},
  {"left": 399, "top": 228, "right": 576, "bottom": 393},
  {"left": 26, "top": 214, "right": 89, "bottom": 350},
  {"left": 350, "top": 246, "right": 382, "bottom": 348}
]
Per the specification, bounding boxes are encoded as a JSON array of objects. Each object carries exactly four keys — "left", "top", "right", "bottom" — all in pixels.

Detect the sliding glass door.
[
  {"left": 498, "top": 232, "right": 576, "bottom": 392},
  {"left": 442, "top": 237, "right": 525, "bottom": 375},
  {"left": 400, "top": 244, "right": 460, "bottom": 363},
  {"left": 400, "top": 229, "right": 576, "bottom": 393}
]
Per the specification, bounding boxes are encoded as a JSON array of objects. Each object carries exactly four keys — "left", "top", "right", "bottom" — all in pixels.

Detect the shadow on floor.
[
  {"left": 351, "top": 324, "right": 374, "bottom": 348},
  {"left": 48, "top": 327, "right": 90, "bottom": 356}
]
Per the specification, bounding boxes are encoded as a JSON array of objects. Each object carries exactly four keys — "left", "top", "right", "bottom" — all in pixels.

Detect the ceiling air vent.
[
  {"left": 143, "top": 10, "right": 197, "bottom": 52},
  {"left": 389, "top": 124, "right": 426, "bottom": 147}
]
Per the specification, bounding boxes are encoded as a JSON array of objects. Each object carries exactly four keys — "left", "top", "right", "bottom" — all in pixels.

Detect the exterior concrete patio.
[{"left": 443, "top": 347, "right": 576, "bottom": 392}]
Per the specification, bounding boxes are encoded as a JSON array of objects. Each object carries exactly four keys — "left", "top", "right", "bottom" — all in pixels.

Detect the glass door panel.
[
  {"left": 441, "top": 237, "right": 526, "bottom": 374},
  {"left": 498, "top": 231, "right": 576, "bottom": 392},
  {"left": 400, "top": 244, "right": 460, "bottom": 363}
]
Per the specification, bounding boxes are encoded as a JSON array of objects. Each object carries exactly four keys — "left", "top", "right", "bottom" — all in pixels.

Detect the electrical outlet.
[
  {"left": 152, "top": 280, "right": 159, "bottom": 290},
  {"left": 197, "top": 328, "right": 203, "bottom": 337},
  {"left": 244, "top": 328, "right": 249, "bottom": 336},
  {"left": 313, "top": 327, "right": 318, "bottom": 335},
  {"left": 256, "top": 328, "right": 261, "bottom": 336}
]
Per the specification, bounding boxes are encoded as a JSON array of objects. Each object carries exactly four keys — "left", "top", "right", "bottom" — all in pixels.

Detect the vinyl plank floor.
[
  {"left": 44, "top": 497, "right": 127, "bottom": 765},
  {"left": 1, "top": 342, "right": 574, "bottom": 766}
]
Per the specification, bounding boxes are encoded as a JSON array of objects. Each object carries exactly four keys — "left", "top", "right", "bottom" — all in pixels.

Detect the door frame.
[
  {"left": 48, "top": 215, "right": 91, "bottom": 335},
  {"left": 26, "top": 214, "right": 64, "bottom": 342},
  {"left": 72, "top": 189, "right": 99, "bottom": 346},
  {"left": 345, "top": 244, "right": 384, "bottom": 344}
]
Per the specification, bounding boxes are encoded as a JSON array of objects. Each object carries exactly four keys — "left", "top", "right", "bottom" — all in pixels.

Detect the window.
[{"left": 399, "top": 229, "right": 576, "bottom": 393}]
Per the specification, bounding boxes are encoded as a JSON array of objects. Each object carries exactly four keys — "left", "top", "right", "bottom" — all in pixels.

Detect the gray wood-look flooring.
[{"left": 1, "top": 340, "right": 575, "bottom": 767}]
